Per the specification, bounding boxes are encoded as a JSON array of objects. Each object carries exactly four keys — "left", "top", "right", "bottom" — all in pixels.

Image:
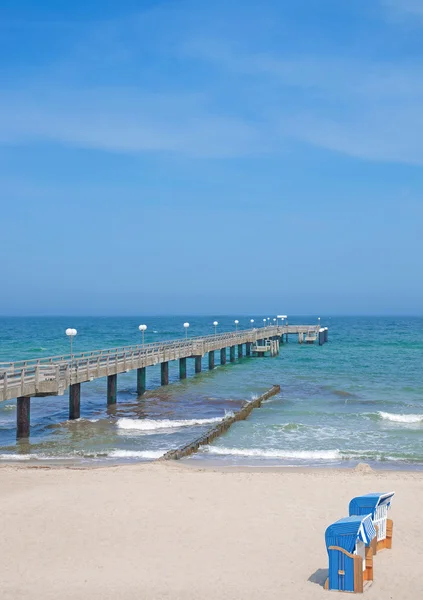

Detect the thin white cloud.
[
  {"left": 182, "top": 36, "right": 423, "bottom": 165},
  {"left": 0, "top": 87, "right": 269, "bottom": 158},
  {"left": 381, "top": 0, "right": 423, "bottom": 17}
]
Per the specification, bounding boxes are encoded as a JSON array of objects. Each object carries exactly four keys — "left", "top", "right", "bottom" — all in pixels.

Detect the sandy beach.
[{"left": 0, "top": 463, "right": 421, "bottom": 600}]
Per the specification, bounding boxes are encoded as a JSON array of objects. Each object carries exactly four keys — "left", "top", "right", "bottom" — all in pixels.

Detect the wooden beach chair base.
[
  {"left": 376, "top": 519, "right": 393, "bottom": 551},
  {"left": 325, "top": 547, "right": 373, "bottom": 593}
]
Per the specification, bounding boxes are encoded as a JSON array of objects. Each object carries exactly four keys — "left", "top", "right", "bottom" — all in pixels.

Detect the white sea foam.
[
  {"left": 0, "top": 453, "right": 32, "bottom": 461},
  {"left": 0, "top": 453, "right": 73, "bottom": 461},
  {"left": 378, "top": 411, "right": 423, "bottom": 424},
  {"left": 117, "top": 415, "right": 229, "bottom": 431},
  {"left": 204, "top": 447, "right": 341, "bottom": 460},
  {"left": 108, "top": 449, "right": 165, "bottom": 459}
]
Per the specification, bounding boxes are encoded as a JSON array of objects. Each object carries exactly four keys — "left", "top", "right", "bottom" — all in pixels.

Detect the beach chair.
[
  {"left": 349, "top": 492, "right": 394, "bottom": 552},
  {"left": 325, "top": 515, "right": 376, "bottom": 593}
]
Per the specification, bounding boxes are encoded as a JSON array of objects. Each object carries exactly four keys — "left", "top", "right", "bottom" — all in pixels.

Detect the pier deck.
[{"left": 0, "top": 324, "right": 326, "bottom": 438}]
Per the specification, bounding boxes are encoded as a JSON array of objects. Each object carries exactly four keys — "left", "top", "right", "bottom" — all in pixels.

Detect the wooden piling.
[
  {"left": 179, "top": 358, "right": 187, "bottom": 380},
  {"left": 238, "top": 344, "right": 243, "bottom": 358},
  {"left": 16, "top": 396, "right": 30, "bottom": 439},
  {"left": 107, "top": 374, "right": 117, "bottom": 405},
  {"left": 69, "top": 383, "right": 81, "bottom": 420},
  {"left": 220, "top": 348, "right": 227, "bottom": 365},
  {"left": 137, "top": 367, "right": 146, "bottom": 395},
  {"left": 208, "top": 351, "right": 215, "bottom": 370},
  {"left": 246, "top": 342, "right": 251, "bottom": 356},
  {"left": 161, "top": 361, "right": 169, "bottom": 385},
  {"left": 160, "top": 385, "right": 280, "bottom": 460},
  {"left": 230, "top": 346, "right": 236, "bottom": 362},
  {"left": 194, "top": 356, "right": 202, "bottom": 373}
]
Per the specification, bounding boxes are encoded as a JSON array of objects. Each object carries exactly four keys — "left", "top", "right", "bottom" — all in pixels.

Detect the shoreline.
[{"left": 1, "top": 457, "right": 423, "bottom": 475}]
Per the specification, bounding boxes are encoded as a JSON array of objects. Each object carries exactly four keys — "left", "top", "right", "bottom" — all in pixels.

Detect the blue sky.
[{"left": 1, "top": 0, "right": 422, "bottom": 315}]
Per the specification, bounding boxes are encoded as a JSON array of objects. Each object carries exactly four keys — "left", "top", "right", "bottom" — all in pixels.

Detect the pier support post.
[
  {"left": 179, "top": 358, "right": 187, "bottom": 380},
  {"left": 220, "top": 348, "right": 227, "bottom": 365},
  {"left": 238, "top": 344, "right": 243, "bottom": 358},
  {"left": 69, "top": 383, "right": 81, "bottom": 420},
  {"left": 246, "top": 342, "right": 251, "bottom": 356},
  {"left": 230, "top": 346, "right": 236, "bottom": 362},
  {"left": 137, "top": 367, "right": 146, "bottom": 395},
  {"left": 195, "top": 356, "right": 202, "bottom": 373},
  {"left": 107, "top": 374, "right": 117, "bottom": 405},
  {"left": 161, "top": 362, "right": 169, "bottom": 385},
  {"left": 17, "top": 396, "right": 30, "bottom": 439},
  {"left": 208, "top": 351, "right": 215, "bottom": 370}
]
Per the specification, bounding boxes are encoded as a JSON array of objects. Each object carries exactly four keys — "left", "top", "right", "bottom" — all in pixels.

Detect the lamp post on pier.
[
  {"left": 263, "top": 318, "right": 266, "bottom": 327},
  {"left": 183, "top": 322, "right": 190, "bottom": 339},
  {"left": 138, "top": 324, "right": 147, "bottom": 346},
  {"left": 65, "top": 328, "right": 77, "bottom": 360},
  {"left": 234, "top": 319, "right": 239, "bottom": 331},
  {"left": 250, "top": 319, "right": 254, "bottom": 328},
  {"left": 65, "top": 328, "right": 77, "bottom": 384},
  {"left": 213, "top": 321, "right": 218, "bottom": 336}
]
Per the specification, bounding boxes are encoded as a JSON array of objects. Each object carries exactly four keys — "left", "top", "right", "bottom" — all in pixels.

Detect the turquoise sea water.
[{"left": 0, "top": 316, "right": 423, "bottom": 469}]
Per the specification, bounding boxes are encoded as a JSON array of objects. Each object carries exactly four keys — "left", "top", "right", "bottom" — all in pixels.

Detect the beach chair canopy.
[
  {"left": 325, "top": 515, "right": 376, "bottom": 554},
  {"left": 349, "top": 492, "right": 395, "bottom": 517}
]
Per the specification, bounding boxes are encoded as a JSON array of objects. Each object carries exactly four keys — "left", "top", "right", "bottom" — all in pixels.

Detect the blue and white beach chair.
[
  {"left": 349, "top": 492, "right": 394, "bottom": 552},
  {"left": 325, "top": 515, "right": 376, "bottom": 593}
]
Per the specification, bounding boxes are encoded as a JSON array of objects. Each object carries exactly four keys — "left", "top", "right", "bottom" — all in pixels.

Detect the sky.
[{"left": 1, "top": 0, "right": 422, "bottom": 316}]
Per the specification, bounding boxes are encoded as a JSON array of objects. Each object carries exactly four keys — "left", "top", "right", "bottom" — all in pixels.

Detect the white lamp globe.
[
  {"left": 66, "top": 328, "right": 77, "bottom": 336},
  {"left": 139, "top": 324, "right": 147, "bottom": 332},
  {"left": 234, "top": 320, "right": 239, "bottom": 324},
  {"left": 183, "top": 322, "right": 189, "bottom": 328},
  {"left": 213, "top": 321, "right": 218, "bottom": 326}
]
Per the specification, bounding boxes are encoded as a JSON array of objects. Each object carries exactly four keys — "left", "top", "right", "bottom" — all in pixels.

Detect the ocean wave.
[
  {"left": 117, "top": 414, "right": 231, "bottom": 431},
  {"left": 378, "top": 411, "right": 423, "bottom": 424},
  {"left": 0, "top": 449, "right": 165, "bottom": 461},
  {"left": 0, "top": 453, "right": 74, "bottom": 461},
  {"left": 204, "top": 446, "right": 423, "bottom": 463},
  {"left": 0, "top": 453, "right": 31, "bottom": 461},
  {"left": 204, "top": 447, "right": 341, "bottom": 460},
  {"left": 108, "top": 449, "right": 165, "bottom": 459},
  {"left": 277, "top": 423, "right": 305, "bottom": 432}
]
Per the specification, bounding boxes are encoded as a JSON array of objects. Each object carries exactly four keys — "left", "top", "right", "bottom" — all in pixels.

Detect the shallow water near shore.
[{"left": 1, "top": 315, "right": 423, "bottom": 469}]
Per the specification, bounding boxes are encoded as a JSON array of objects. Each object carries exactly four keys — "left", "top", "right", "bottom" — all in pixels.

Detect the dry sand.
[{"left": 1, "top": 462, "right": 422, "bottom": 599}]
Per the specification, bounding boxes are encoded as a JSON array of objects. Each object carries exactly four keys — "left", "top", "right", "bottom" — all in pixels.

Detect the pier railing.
[{"left": 0, "top": 325, "right": 319, "bottom": 402}]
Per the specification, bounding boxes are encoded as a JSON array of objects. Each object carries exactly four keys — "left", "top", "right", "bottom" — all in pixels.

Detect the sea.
[{"left": 0, "top": 315, "right": 422, "bottom": 469}]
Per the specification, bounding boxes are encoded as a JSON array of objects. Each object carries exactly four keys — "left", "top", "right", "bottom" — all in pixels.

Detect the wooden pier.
[{"left": 0, "top": 324, "right": 326, "bottom": 438}]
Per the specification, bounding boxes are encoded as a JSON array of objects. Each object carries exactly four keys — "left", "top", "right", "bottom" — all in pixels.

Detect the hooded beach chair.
[
  {"left": 325, "top": 515, "right": 376, "bottom": 593},
  {"left": 349, "top": 492, "right": 394, "bottom": 552}
]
